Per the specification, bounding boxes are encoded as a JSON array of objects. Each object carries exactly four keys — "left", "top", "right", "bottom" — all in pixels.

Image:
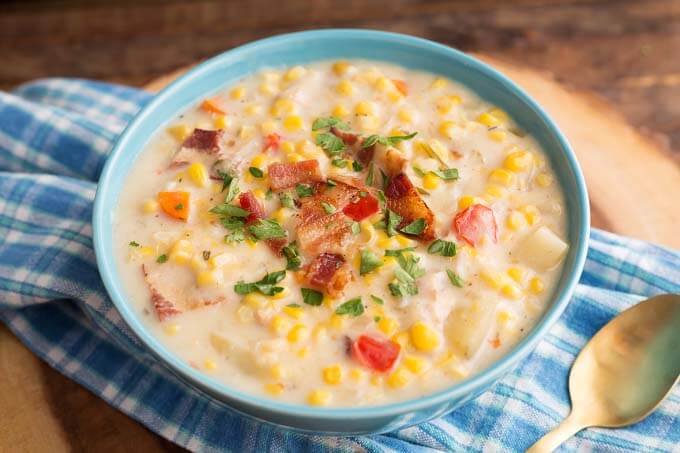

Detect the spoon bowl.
[{"left": 528, "top": 294, "right": 680, "bottom": 452}]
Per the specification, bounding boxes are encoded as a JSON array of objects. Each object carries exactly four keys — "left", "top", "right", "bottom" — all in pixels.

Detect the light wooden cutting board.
[{"left": 2, "top": 55, "right": 678, "bottom": 453}]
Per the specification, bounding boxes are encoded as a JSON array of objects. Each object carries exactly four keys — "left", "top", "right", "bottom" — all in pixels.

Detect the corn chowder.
[{"left": 115, "top": 60, "right": 568, "bottom": 407}]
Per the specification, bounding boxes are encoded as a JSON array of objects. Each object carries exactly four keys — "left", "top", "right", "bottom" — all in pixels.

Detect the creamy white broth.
[{"left": 114, "top": 60, "right": 568, "bottom": 406}]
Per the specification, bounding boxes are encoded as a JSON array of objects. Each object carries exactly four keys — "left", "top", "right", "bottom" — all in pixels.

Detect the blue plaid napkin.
[{"left": 1, "top": 79, "right": 678, "bottom": 453}]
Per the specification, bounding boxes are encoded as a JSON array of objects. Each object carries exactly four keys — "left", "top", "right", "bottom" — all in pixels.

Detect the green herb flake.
[
  {"left": 374, "top": 316, "right": 382, "bottom": 323},
  {"left": 335, "top": 297, "right": 364, "bottom": 317},
  {"left": 224, "top": 177, "right": 240, "bottom": 203},
  {"left": 352, "top": 160, "right": 363, "bottom": 172},
  {"left": 234, "top": 270, "right": 286, "bottom": 296},
  {"left": 370, "top": 294, "right": 385, "bottom": 305},
  {"left": 248, "top": 167, "right": 264, "bottom": 178},
  {"left": 287, "top": 303, "right": 301, "bottom": 308},
  {"left": 282, "top": 241, "right": 302, "bottom": 271},
  {"left": 384, "top": 247, "right": 416, "bottom": 257},
  {"left": 361, "top": 132, "right": 418, "bottom": 149},
  {"left": 202, "top": 250, "right": 211, "bottom": 261},
  {"left": 216, "top": 169, "right": 234, "bottom": 193},
  {"left": 446, "top": 269, "right": 465, "bottom": 288},
  {"left": 301, "top": 287, "right": 323, "bottom": 306},
  {"left": 312, "top": 116, "right": 349, "bottom": 131},
  {"left": 412, "top": 166, "right": 427, "bottom": 178},
  {"left": 175, "top": 203, "right": 184, "bottom": 210},
  {"left": 350, "top": 221, "right": 361, "bottom": 235},
  {"left": 386, "top": 209, "right": 403, "bottom": 237},
  {"left": 248, "top": 218, "right": 287, "bottom": 240},
  {"left": 428, "top": 239, "right": 457, "bottom": 257},
  {"left": 366, "top": 163, "right": 375, "bottom": 186},
  {"left": 388, "top": 253, "right": 425, "bottom": 298},
  {"left": 360, "top": 249, "right": 383, "bottom": 275},
  {"left": 265, "top": 188, "right": 274, "bottom": 200},
  {"left": 156, "top": 254, "right": 168, "bottom": 264},
  {"left": 316, "top": 132, "right": 345, "bottom": 155},
  {"left": 326, "top": 179, "right": 337, "bottom": 187},
  {"left": 331, "top": 158, "right": 348, "bottom": 168},
  {"left": 279, "top": 192, "right": 295, "bottom": 209},
  {"left": 399, "top": 218, "right": 426, "bottom": 235},
  {"left": 431, "top": 168, "right": 459, "bottom": 181},
  {"left": 380, "top": 169, "right": 390, "bottom": 190},
  {"left": 209, "top": 204, "right": 250, "bottom": 217},
  {"left": 129, "top": 241, "right": 140, "bottom": 247},
  {"left": 321, "top": 201, "right": 337, "bottom": 214},
  {"left": 376, "top": 190, "right": 386, "bottom": 209},
  {"left": 296, "top": 183, "right": 315, "bottom": 198}
]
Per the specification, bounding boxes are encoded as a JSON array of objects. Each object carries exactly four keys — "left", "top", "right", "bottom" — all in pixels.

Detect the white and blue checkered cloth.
[{"left": 0, "top": 79, "right": 678, "bottom": 452}]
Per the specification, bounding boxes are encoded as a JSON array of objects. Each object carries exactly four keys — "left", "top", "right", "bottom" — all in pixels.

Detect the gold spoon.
[{"left": 527, "top": 294, "right": 680, "bottom": 453}]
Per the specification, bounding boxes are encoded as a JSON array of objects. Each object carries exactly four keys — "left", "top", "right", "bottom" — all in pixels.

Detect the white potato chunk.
[
  {"left": 516, "top": 226, "right": 568, "bottom": 271},
  {"left": 445, "top": 299, "right": 497, "bottom": 359}
]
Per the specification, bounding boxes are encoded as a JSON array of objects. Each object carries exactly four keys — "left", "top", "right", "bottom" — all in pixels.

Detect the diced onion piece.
[
  {"left": 446, "top": 300, "right": 497, "bottom": 359},
  {"left": 516, "top": 226, "right": 568, "bottom": 270}
]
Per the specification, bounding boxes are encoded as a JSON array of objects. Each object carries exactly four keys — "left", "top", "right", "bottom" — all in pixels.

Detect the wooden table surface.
[{"left": 1, "top": 1, "right": 678, "bottom": 451}]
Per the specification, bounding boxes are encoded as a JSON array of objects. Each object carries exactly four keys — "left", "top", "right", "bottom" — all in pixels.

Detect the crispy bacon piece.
[
  {"left": 385, "top": 173, "right": 435, "bottom": 241},
  {"left": 238, "top": 191, "right": 286, "bottom": 254},
  {"left": 330, "top": 126, "right": 359, "bottom": 145},
  {"left": 182, "top": 128, "right": 223, "bottom": 153},
  {"left": 303, "top": 253, "right": 351, "bottom": 296},
  {"left": 142, "top": 265, "right": 183, "bottom": 321},
  {"left": 268, "top": 160, "right": 324, "bottom": 191},
  {"left": 453, "top": 204, "right": 498, "bottom": 247},
  {"left": 356, "top": 144, "right": 375, "bottom": 166}
]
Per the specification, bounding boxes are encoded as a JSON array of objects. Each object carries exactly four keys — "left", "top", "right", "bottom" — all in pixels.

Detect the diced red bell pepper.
[
  {"left": 351, "top": 334, "right": 401, "bottom": 373},
  {"left": 238, "top": 191, "right": 265, "bottom": 224},
  {"left": 342, "top": 193, "right": 379, "bottom": 221},
  {"left": 453, "top": 204, "right": 498, "bottom": 247}
]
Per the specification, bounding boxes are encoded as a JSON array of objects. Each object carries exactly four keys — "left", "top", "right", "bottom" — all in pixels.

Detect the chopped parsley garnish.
[
  {"left": 175, "top": 203, "right": 184, "bottom": 210},
  {"left": 295, "top": 183, "right": 315, "bottom": 198},
  {"left": 412, "top": 166, "right": 427, "bottom": 177},
  {"left": 335, "top": 297, "right": 364, "bottom": 317},
  {"left": 248, "top": 167, "right": 264, "bottom": 178},
  {"left": 370, "top": 294, "right": 385, "bottom": 305},
  {"left": 388, "top": 252, "right": 425, "bottom": 297},
  {"left": 156, "top": 254, "right": 168, "bottom": 264},
  {"left": 350, "top": 221, "right": 361, "bottom": 235},
  {"left": 399, "top": 218, "right": 426, "bottom": 235},
  {"left": 331, "top": 158, "right": 348, "bottom": 168},
  {"left": 385, "top": 208, "right": 403, "bottom": 237},
  {"left": 221, "top": 217, "right": 246, "bottom": 243},
  {"left": 374, "top": 316, "right": 382, "bottom": 323},
  {"left": 376, "top": 189, "right": 386, "bottom": 209},
  {"left": 321, "top": 201, "right": 337, "bottom": 214},
  {"left": 361, "top": 132, "right": 418, "bottom": 149},
  {"left": 380, "top": 169, "right": 389, "bottom": 189},
  {"left": 352, "top": 160, "right": 363, "bottom": 172},
  {"left": 430, "top": 168, "right": 459, "bottom": 181},
  {"left": 416, "top": 187, "right": 430, "bottom": 196},
  {"left": 312, "top": 116, "right": 350, "bottom": 131},
  {"left": 224, "top": 177, "right": 240, "bottom": 203},
  {"left": 428, "top": 239, "right": 457, "bottom": 257},
  {"left": 446, "top": 269, "right": 464, "bottom": 288},
  {"left": 128, "top": 241, "right": 140, "bottom": 247},
  {"left": 326, "top": 179, "right": 337, "bottom": 187},
  {"left": 265, "top": 188, "right": 273, "bottom": 200},
  {"left": 209, "top": 204, "right": 250, "bottom": 217},
  {"left": 359, "top": 249, "right": 383, "bottom": 275},
  {"left": 365, "top": 163, "right": 375, "bottom": 186},
  {"left": 316, "top": 133, "right": 345, "bottom": 156},
  {"left": 279, "top": 192, "right": 295, "bottom": 209},
  {"left": 216, "top": 169, "right": 234, "bottom": 193},
  {"left": 248, "top": 218, "right": 287, "bottom": 240},
  {"left": 301, "top": 287, "right": 323, "bottom": 306},
  {"left": 202, "top": 250, "right": 211, "bottom": 261},
  {"left": 234, "top": 270, "right": 286, "bottom": 296},
  {"left": 287, "top": 303, "right": 301, "bottom": 308},
  {"left": 282, "top": 241, "right": 302, "bottom": 270},
  {"left": 384, "top": 247, "right": 416, "bottom": 257}
]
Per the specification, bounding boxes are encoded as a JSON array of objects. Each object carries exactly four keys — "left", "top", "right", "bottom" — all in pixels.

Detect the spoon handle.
[{"left": 526, "top": 413, "right": 586, "bottom": 453}]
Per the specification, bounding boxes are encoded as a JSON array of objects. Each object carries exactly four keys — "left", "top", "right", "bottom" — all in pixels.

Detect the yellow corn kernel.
[
  {"left": 392, "top": 331, "right": 409, "bottom": 348},
  {"left": 142, "top": 199, "right": 159, "bottom": 214},
  {"left": 262, "top": 71, "right": 281, "bottom": 84},
  {"left": 507, "top": 267, "right": 526, "bottom": 284},
  {"left": 502, "top": 284, "right": 523, "bottom": 300},
  {"left": 322, "top": 364, "right": 343, "bottom": 385},
  {"left": 489, "top": 107, "right": 509, "bottom": 122},
  {"left": 529, "top": 276, "right": 545, "bottom": 294},
  {"left": 377, "top": 317, "right": 398, "bottom": 336},
  {"left": 481, "top": 269, "right": 505, "bottom": 290},
  {"left": 284, "top": 65, "right": 306, "bottom": 82},
  {"left": 355, "top": 101, "right": 374, "bottom": 116},
  {"left": 204, "top": 359, "right": 218, "bottom": 371},
  {"left": 439, "top": 120, "right": 455, "bottom": 139},
  {"left": 410, "top": 322, "right": 440, "bottom": 353},
  {"left": 187, "top": 162, "right": 208, "bottom": 188},
  {"left": 252, "top": 189, "right": 266, "bottom": 201},
  {"left": 485, "top": 184, "right": 508, "bottom": 199},
  {"left": 264, "top": 383, "right": 284, "bottom": 396},
  {"left": 370, "top": 375, "right": 383, "bottom": 386},
  {"left": 422, "top": 173, "right": 440, "bottom": 190},
  {"left": 497, "top": 310, "right": 514, "bottom": 324},
  {"left": 297, "top": 346, "right": 310, "bottom": 358},
  {"left": 168, "top": 124, "right": 190, "bottom": 142},
  {"left": 336, "top": 80, "right": 354, "bottom": 96},
  {"left": 403, "top": 356, "right": 429, "bottom": 375},
  {"left": 328, "top": 314, "right": 345, "bottom": 330},
  {"left": 270, "top": 315, "right": 291, "bottom": 336},
  {"left": 520, "top": 205, "right": 541, "bottom": 225},
  {"left": 245, "top": 104, "right": 262, "bottom": 116},
  {"left": 382, "top": 256, "right": 398, "bottom": 267},
  {"left": 239, "top": 125, "right": 255, "bottom": 139},
  {"left": 312, "top": 325, "right": 328, "bottom": 341},
  {"left": 477, "top": 112, "right": 501, "bottom": 128},
  {"left": 535, "top": 173, "right": 553, "bottom": 187},
  {"left": 458, "top": 195, "right": 479, "bottom": 211},
  {"left": 307, "top": 389, "right": 332, "bottom": 406},
  {"left": 282, "top": 305, "right": 304, "bottom": 320},
  {"left": 387, "top": 367, "right": 410, "bottom": 388},
  {"left": 271, "top": 98, "right": 295, "bottom": 117},
  {"left": 259, "top": 83, "right": 276, "bottom": 96},
  {"left": 376, "top": 231, "right": 393, "bottom": 249},
  {"left": 349, "top": 368, "right": 366, "bottom": 381},
  {"left": 271, "top": 208, "right": 288, "bottom": 224},
  {"left": 260, "top": 120, "right": 279, "bottom": 135},
  {"left": 243, "top": 293, "right": 267, "bottom": 308},
  {"left": 332, "top": 60, "right": 350, "bottom": 75},
  {"left": 139, "top": 246, "right": 154, "bottom": 256},
  {"left": 395, "top": 235, "right": 414, "bottom": 247},
  {"left": 270, "top": 363, "right": 285, "bottom": 379},
  {"left": 196, "top": 270, "right": 218, "bottom": 287},
  {"left": 489, "top": 168, "right": 516, "bottom": 187},
  {"left": 374, "top": 76, "right": 392, "bottom": 92},
  {"left": 504, "top": 150, "right": 533, "bottom": 172},
  {"left": 164, "top": 323, "right": 180, "bottom": 336},
  {"left": 358, "top": 220, "right": 376, "bottom": 245},
  {"left": 250, "top": 154, "right": 267, "bottom": 169},
  {"left": 506, "top": 211, "right": 526, "bottom": 231},
  {"left": 485, "top": 122, "right": 506, "bottom": 138},
  {"left": 431, "top": 77, "right": 447, "bottom": 89},
  {"left": 230, "top": 86, "right": 245, "bottom": 100},
  {"left": 236, "top": 305, "right": 254, "bottom": 323},
  {"left": 397, "top": 108, "right": 413, "bottom": 123},
  {"left": 213, "top": 115, "right": 229, "bottom": 129},
  {"left": 190, "top": 255, "right": 207, "bottom": 273},
  {"left": 287, "top": 324, "right": 310, "bottom": 343},
  {"left": 280, "top": 140, "right": 295, "bottom": 155},
  {"left": 436, "top": 95, "right": 462, "bottom": 115},
  {"left": 286, "top": 152, "right": 304, "bottom": 163},
  {"left": 283, "top": 115, "right": 303, "bottom": 132},
  {"left": 332, "top": 104, "right": 349, "bottom": 118}
]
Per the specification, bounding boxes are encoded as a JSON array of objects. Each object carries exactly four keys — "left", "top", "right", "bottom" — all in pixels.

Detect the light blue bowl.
[{"left": 93, "top": 29, "right": 590, "bottom": 435}]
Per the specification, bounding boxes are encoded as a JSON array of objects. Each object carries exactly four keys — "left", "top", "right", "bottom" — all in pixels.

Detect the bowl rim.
[{"left": 93, "top": 28, "right": 590, "bottom": 420}]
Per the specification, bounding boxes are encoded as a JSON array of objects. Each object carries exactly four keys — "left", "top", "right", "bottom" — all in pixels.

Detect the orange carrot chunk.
[
  {"left": 158, "top": 191, "right": 190, "bottom": 221},
  {"left": 392, "top": 79, "right": 408, "bottom": 96},
  {"left": 200, "top": 98, "right": 225, "bottom": 115}
]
